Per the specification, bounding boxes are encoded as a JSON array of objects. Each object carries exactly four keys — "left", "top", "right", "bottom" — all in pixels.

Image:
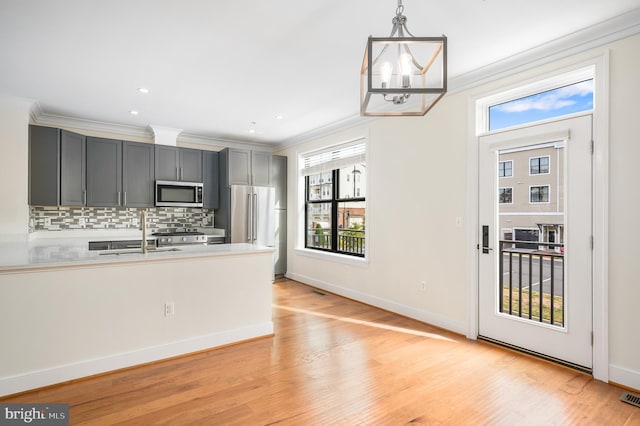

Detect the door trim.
[{"left": 466, "top": 52, "right": 609, "bottom": 382}]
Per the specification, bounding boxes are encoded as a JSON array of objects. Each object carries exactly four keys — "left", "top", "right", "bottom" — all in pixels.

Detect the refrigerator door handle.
[
  {"left": 247, "top": 193, "right": 252, "bottom": 242},
  {"left": 253, "top": 193, "right": 258, "bottom": 241}
]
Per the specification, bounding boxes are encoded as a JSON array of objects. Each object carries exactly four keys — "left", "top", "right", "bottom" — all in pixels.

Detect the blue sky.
[{"left": 489, "top": 80, "right": 594, "bottom": 131}]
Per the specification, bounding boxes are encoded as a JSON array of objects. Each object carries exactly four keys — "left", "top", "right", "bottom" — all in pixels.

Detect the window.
[
  {"left": 499, "top": 187, "right": 513, "bottom": 204},
  {"left": 530, "top": 185, "right": 550, "bottom": 203},
  {"left": 302, "top": 140, "right": 367, "bottom": 257},
  {"left": 530, "top": 156, "right": 550, "bottom": 175},
  {"left": 488, "top": 79, "right": 594, "bottom": 131},
  {"left": 499, "top": 160, "right": 513, "bottom": 177}
]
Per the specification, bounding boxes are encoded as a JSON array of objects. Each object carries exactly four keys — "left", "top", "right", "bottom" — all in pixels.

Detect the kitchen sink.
[{"left": 99, "top": 247, "right": 182, "bottom": 256}]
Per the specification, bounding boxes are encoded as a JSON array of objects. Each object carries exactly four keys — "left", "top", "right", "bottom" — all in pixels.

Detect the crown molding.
[
  {"left": 31, "top": 107, "right": 152, "bottom": 139},
  {"left": 275, "top": 113, "right": 377, "bottom": 151},
  {"left": 178, "top": 132, "right": 277, "bottom": 152},
  {"left": 448, "top": 7, "right": 640, "bottom": 94}
]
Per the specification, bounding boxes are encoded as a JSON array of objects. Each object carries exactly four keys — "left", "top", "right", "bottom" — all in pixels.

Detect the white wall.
[
  {"left": 279, "top": 33, "right": 640, "bottom": 390},
  {"left": 0, "top": 96, "right": 31, "bottom": 239}
]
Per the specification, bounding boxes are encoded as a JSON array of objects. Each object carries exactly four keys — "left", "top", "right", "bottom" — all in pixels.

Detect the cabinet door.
[
  {"left": 202, "top": 151, "right": 219, "bottom": 209},
  {"left": 60, "top": 130, "right": 86, "bottom": 206},
  {"left": 272, "top": 155, "right": 287, "bottom": 209},
  {"left": 29, "top": 125, "right": 60, "bottom": 206},
  {"left": 86, "top": 137, "right": 122, "bottom": 207},
  {"left": 251, "top": 151, "right": 272, "bottom": 186},
  {"left": 123, "top": 141, "right": 155, "bottom": 207},
  {"left": 179, "top": 148, "right": 202, "bottom": 182},
  {"left": 228, "top": 148, "right": 251, "bottom": 185},
  {"left": 155, "top": 145, "right": 180, "bottom": 180}
]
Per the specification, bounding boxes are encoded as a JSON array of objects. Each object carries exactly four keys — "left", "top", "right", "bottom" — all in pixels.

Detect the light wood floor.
[{"left": 3, "top": 278, "right": 638, "bottom": 425}]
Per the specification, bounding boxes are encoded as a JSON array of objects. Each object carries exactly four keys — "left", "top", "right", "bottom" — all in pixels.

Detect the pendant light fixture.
[{"left": 360, "top": 0, "right": 447, "bottom": 116}]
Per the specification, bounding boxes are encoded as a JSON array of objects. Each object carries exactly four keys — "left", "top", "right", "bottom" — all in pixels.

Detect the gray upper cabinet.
[
  {"left": 60, "top": 129, "right": 87, "bottom": 206},
  {"left": 155, "top": 145, "right": 180, "bottom": 181},
  {"left": 222, "top": 148, "right": 272, "bottom": 186},
  {"left": 155, "top": 145, "right": 202, "bottom": 182},
  {"left": 251, "top": 150, "right": 272, "bottom": 186},
  {"left": 180, "top": 148, "right": 202, "bottom": 182},
  {"left": 202, "top": 150, "right": 220, "bottom": 209},
  {"left": 227, "top": 148, "right": 251, "bottom": 185},
  {"left": 86, "top": 137, "right": 122, "bottom": 207},
  {"left": 29, "top": 125, "right": 60, "bottom": 206},
  {"left": 123, "top": 141, "right": 155, "bottom": 207}
]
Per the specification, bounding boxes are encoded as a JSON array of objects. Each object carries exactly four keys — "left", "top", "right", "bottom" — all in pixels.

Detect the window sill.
[{"left": 294, "top": 248, "right": 369, "bottom": 268}]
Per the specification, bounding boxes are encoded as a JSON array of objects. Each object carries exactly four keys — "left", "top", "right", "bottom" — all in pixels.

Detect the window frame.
[
  {"left": 529, "top": 185, "right": 550, "bottom": 204},
  {"left": 529, "top": 155, "right": 550, "bottom": 175},
  {"left": 499, "top": 187, "right": 513, "bottom": 204},
  {"left": 304, "top": 167, "right": 366, "bottom": 258},
  {"left": 499, "top": 160, "right": 513, "bottom": 178}
]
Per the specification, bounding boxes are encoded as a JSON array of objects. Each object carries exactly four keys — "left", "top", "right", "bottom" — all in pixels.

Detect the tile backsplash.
[{"left": 30, "top": 206, "right": 214, "bottom": 233}]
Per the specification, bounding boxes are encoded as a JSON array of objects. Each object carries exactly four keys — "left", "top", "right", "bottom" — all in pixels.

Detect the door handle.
[
  {"left": 482, "top": 225, "right": 492, "bottom": 254},
  {"left": 247, "top": 194, "right": 252, "bottom": 242},
  {"left": 253, "top": 193, "right": 258, "bottom": 241}
]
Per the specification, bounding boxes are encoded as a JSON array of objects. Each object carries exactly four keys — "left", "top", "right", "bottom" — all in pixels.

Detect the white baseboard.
[
  {"left": 0, "top": 322, "right": 273, "bottom": 397},
  {"left": 286, "top": 272, "right": 466, "bottom": 335},
  {"left": 610, "top": 364, "right": 640, "bottom": 392}
]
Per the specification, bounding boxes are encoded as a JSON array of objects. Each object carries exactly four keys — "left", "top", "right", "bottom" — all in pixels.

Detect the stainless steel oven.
[{"left": 155, "top": 180, "right": 203, "bottom": 208}]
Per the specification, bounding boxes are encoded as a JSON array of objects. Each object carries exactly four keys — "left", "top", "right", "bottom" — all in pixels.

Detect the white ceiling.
[{"left": 1, "top": 0, "right": 639, "bottom": 147}]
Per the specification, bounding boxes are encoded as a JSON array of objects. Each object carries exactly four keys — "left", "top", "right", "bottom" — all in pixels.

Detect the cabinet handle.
[
  {"left": 176, "top": 167, "right": 180, "bottom": 180},
  {"left": 83, "top": 190, "right": 87, "bottom": 206},
  {"left": 123, "top": 191, "right": 127, "bottom": 206},
  {"left": 118, "top": 191, "right": 121, "bottom": 206},
  {"left": 181, "top": 167, "right": 184, "bottom": 180}
]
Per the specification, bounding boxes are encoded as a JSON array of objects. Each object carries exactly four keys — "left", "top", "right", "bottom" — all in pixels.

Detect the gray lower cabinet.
[
  {"left": 221, "top": 148, "right": 272, "bottom": 186},
  {"left": 202, "top": 151, "right": 219, "bottom": 209},
  {"left": 29, "top": 125, "right": 60, "bottom": 206},
  {"left": 123, "top": 141, "right": 155, "bottom": 207},
  {"left": 60, "top": 129, "right": 87, "bottom": 206},
  {"left": 155, "top": 146, "right": 202, "bottom": 182}
]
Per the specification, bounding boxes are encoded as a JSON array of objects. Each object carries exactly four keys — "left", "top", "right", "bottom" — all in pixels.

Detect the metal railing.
[
  {"left": 307, "top": 228, "right": 365, "bottom": 255},
  {"left": 499, "top": 240, "right": 564, "bottom": 327},
  {"left": 338, "top": 230, "right": 365, "bottom": 255}
]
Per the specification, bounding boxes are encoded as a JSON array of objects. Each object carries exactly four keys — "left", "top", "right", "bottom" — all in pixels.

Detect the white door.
[{"left": 478, "top": 115, "right": 593, "bottom": 369}]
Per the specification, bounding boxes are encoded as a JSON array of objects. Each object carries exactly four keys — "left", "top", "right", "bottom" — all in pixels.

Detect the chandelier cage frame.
[{"left": 360, "top": 1, "right": 447, "bottom": 117}]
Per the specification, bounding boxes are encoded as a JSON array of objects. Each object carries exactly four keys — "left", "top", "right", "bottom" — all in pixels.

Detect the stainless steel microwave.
[{"left": 155, "top": 180, "right": 203, "bottom": 208}]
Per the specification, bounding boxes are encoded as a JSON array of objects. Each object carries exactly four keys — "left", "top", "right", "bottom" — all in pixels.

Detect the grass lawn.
[{"left": 502, "top": 288, "right": 564, "bottom": 326}]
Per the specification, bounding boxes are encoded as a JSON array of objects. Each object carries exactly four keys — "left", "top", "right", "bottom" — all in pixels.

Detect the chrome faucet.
[{"left": 140, "top": 210, "right": 148, "bottom": 254}]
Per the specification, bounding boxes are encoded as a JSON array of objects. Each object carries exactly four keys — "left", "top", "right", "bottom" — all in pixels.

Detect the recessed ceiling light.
[
  {"left": 137, "top": 88, "right": 150, "bottom": 94},
  {"left": 275, "top": 114, "right": 284, "bottom": 120},
  {"left": 248, "top": 121, "right": 257, "bottom": 133},
  {"left": 129, "top": 110, "right": 139, "bottom": 115}
]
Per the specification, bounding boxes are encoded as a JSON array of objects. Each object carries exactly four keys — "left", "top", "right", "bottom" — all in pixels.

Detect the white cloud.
[{"left": 495, "top": 80, "right": 593, "bottom": 113}]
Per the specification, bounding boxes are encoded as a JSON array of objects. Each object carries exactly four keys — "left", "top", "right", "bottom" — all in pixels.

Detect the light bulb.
[
  {"left": 399, "top": 53, "right": 412, "bottom": 88},
  {"left": 380, "top": 62, "right": 392, "bottom": 89}
]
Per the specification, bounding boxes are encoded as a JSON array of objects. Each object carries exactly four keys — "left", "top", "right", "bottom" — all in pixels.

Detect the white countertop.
[{"left": 0, "top": 232, "right": 272, "bottom": 273}]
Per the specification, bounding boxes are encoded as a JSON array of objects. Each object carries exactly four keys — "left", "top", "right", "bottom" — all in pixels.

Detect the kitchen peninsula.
[{"left": 0, "top": 237, "right": 274, "bottom": 397}]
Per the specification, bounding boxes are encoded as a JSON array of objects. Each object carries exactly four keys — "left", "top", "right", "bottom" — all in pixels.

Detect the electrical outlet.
[
  {"left": 164, "top": 302, "right": 175, "bottom": 317},
  {"left": 420, "top": 281, "right": 426, "bottom": 291},
  {"left": 455, "top": 217, "right": 463, "bottom": 227},
  {"left": 44, "top": 217, "right": 51, "bottom": 227},
  {"left": 78, "top": 217, "right": 85, "bottom": 226}
]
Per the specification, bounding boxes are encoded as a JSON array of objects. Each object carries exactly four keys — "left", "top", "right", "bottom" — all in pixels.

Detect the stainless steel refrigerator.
[{"left": 228, "top": 185, "right": 275, "bottom": 246}]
